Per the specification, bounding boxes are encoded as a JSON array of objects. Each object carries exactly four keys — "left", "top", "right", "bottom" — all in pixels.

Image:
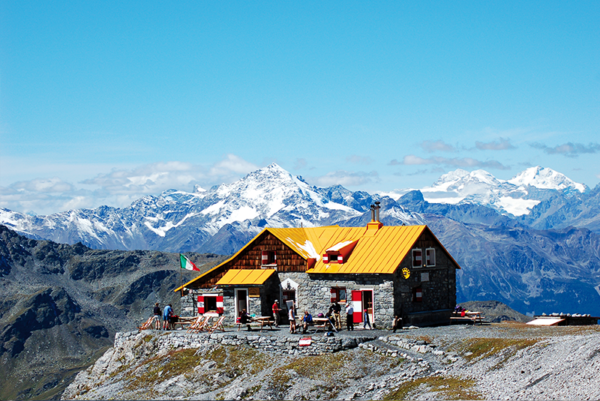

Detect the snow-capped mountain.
[
  {"left": 508, "top": 166, "right": 588, "bottom": 193},
  {"left": 0, "top": 164, "right": 423, "bottom": 254},
  {"left": 383, "top": 166, "right": 588, "bottom": 216}
]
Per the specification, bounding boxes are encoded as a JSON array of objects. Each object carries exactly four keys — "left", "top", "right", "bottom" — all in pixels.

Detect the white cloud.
[
  {"left": 310, "top": 170, "right": 379, "bottom": 187},
  {"left": 390, "top": 155, "right": 509, "bottom": 170},
  {"left": 0, "top": 154, "right": 260, "bottom": 215},
  {"left": 419, "top": 140, "right": 456, "bottom": 153},
  {"left": 475, "top": 138, "right": 516, "bottom": 151},
  {"left": 529, "top": 142, "right": 600, "bottom": 158}
]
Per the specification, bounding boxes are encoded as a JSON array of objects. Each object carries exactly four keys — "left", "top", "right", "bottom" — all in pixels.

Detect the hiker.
[
  {"left": 163, "top": 304, "right": 173, "bottom": 330},
  {"left": 363, "top": 308, "right": 372, "bottom": 330},
  {"left": 272, "top": 300, "right": 281, "bottom": 327},
  {"left": 153, "top": 302, "right": 161, "bottom": 330},
  {"left": 302, "top": 310, "right": 313, "bottom": 334},
  {"left": 333, "top": 302, "right": 342, "bottom": 330},
  {"left": 392, "top": 315, "right": 403, "bottom": 332},
  {"left": 345, "top": 302, "right": 354, "bottom": 331},
  {"left": 288, "top": 303, "right": 296, "bottom": 334}
]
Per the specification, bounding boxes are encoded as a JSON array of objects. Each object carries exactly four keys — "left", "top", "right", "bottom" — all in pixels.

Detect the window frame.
[
  {"left": 425, "top": 248, "right": 436, "bottom": 267},
  {"left": 412, "top": 249, "right": 423, "bottom": 268},
  {"left": 330, "top": 287, "right": 347, "bottom": 303}
]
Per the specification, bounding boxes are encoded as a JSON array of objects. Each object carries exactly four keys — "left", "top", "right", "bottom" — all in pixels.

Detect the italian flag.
[{"left": 180, "top": 254, "right": 200, "bottom": 271}]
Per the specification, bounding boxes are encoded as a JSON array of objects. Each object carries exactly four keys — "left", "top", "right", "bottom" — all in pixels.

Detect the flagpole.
[{"left": 180, "top": 255, "right": 183, "bottom": 297}]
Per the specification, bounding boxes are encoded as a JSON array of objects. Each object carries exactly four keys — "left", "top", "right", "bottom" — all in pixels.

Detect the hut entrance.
[{"left": 235, "top": 289, "right": 248, "bottom": 316}]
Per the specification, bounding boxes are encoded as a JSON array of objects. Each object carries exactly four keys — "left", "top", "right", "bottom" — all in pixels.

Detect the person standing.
[
  {"left": 333, "top": 302, "right": 342, "bottom": 330},
  {"left": 288, "top": 303, "right": 296, "bottom": 334},
  {"left": 363, "top": 308, "right": 372, "bottom": 330},
  {"left": 162, "top": 304, "right": 173, "bottom": 330},
  {"left": 272, "top": 300, "right": 281, "bottom": 327},
  {"left": 153, "top": 303, "right": 161, "bottom": 330},
  {"left": 345, "top": 302, "right": 354, "bottom": 331}
]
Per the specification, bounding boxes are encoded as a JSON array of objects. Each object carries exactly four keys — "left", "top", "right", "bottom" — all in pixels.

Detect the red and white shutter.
[
  {"left": 337, "top": 255, "right": 344, "bottom": 264},
  {"left": 273, "top": 251, "right": 276, "bottom": 263},
  {"left": 323, "top": 254, "right": 329, "bottom": 263},
  {"left": 330, "top": 288, "right": 337, "bottom": 303},
  {"left": 426, "top": 249, "right": 435, "bottom": 266},
  {"left": 197, "top": 296, "right": 205, "bottom": 314},
  {"left": 216, "top": 296, "right": 224, "bottom": 314},
  {"left": 262, "top": 251, "right": 269, "bottom": 264},
  {"left": 352, "top": 290, "right": 363, "bottom": 323},
  {"left": 412, "top": 249, "right": 422, "bottom": 267},
  {"left": 414, "top": 287, "right": 422, "bottom": 302}
]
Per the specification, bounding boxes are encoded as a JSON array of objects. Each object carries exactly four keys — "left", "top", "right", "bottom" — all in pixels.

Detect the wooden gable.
[{"left": 188, "top": 231, "right": 308, "bottom": 289}]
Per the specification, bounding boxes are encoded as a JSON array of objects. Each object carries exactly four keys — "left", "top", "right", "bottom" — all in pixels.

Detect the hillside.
[
  {"left": 62, "top": 324, "right": 600, "bottom": 400},
  {"left": 0, "top": 225, "right": 226, "bottom": 400}
]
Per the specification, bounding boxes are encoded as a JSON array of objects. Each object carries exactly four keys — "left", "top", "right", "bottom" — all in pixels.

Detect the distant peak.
[
  {"left": 193, "top": 184, "right": 206, "bottom": 193},
  {"left": 509, "top": 166, "right": 588, "bottom": 193}
]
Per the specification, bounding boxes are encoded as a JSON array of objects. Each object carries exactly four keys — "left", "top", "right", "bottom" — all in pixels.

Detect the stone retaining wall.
[{"left": 115, "top": 331, "right": 378, "bottom": 356}]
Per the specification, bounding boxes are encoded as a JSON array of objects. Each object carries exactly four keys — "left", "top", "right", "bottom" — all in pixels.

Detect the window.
[
  {"left": 412, "top": 287, "right": 423, "bottom": 302},
  {"left": 261, "top": 251, "right": 276, "bottom": 265},
  {"left": 412, "top": 249, "right": 422, "bottom": 267},
  {"left": 323, "top": 253, "right": 342, "bottom": 264},
  {"left": 330, "top": 287, "right": 347, "bottom": 303},
  {"left": 204, "top": 296, "right": 217, "bottom": 312},
  {"left": 426, "top": 248, "right": 436, "bottom": 266},
  {"left": 198, "top": 295, "right": 224, "bottom": 314}
]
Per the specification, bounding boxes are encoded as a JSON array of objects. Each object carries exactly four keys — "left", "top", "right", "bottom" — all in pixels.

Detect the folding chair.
[
  {"left": 138, "top": 316, "right": 154, "bottom": 331},
  {"left": 188, "top": 316, "right": 210, "bottom": 333},
  {"left": 207, "top": 316, "right": 226, "bottom": 334}
]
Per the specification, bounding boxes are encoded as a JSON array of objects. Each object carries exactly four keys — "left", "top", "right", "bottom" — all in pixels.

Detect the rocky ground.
[{"left": 62, "top": 322, "right": 600, "bottom": 400}]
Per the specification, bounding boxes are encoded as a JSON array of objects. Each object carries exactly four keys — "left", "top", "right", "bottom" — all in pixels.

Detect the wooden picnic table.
[
  {"left": 252, "top": 316, "right": 275, "bottom": 331},
  {"left": 172, "top": 316, "right": 200, "bottom": 328},
  {"left": 452, "top": 311, "right": 484, "bottom": 324},
  {"left": 308, "top": 317, "right": 336, "bottom": 333}
]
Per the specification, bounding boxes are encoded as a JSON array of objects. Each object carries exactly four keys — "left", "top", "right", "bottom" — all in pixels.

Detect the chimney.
[
  {"left": 370, "top": 204, "right": 375, "bottom": 222},
  {"left": 375, "top": 201, "right": 381, "bottom": 222}
]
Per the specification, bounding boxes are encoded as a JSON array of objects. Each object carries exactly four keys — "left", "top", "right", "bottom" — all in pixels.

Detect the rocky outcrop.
[
  {"left": 0, "top": 225, "right": 226, "bottom": 400},
  {"left": 62, "top": 324, "right": 600, "bottom": 400}
]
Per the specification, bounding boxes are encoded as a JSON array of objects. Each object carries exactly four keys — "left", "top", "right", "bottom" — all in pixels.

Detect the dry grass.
[
  {"left": 384, "top": 376, "right": 482, "bottom": 400},
  {"left": 458, "top": 337, "right": 538, "bottom": 370}
]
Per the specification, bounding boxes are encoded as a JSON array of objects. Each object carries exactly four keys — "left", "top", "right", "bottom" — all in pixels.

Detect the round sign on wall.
[{"left": 402, "top": 267, "right": 410, "bottom": 279}]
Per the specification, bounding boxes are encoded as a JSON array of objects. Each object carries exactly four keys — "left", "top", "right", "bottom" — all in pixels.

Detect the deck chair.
[
  {"left": 188, "top": 316, "right": 211, "bottom": 333},
  {"left": 207, "top": 316, "right": 226, "bottom": 334},
  {"left": 185, "top": 315, "right": 204, "bottom": 332},
  {"left": 138, "top": 316, "right": 155, "bottom": 331}
]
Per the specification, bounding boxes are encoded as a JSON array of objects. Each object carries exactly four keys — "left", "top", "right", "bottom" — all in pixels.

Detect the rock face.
[
  {"left": 62, "top": 325, "right": 600, "bottom": 400},
  {"left": 459, "top": 300, "right": 532, "bottom": 323},
  {"left": 0, "top": 225, "right": 225, "bottom": 400}
]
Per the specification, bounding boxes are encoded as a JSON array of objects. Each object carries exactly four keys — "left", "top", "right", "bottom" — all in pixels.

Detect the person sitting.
[
  {"left": 392, "top": 315, "right": 403, "bottom": 332},
  {"left": 239, "top": 309, "right": 251, "bottom": 330},
  {"left": 325, "top": 310, "right": 336, "bottom": 330},
  {"left": 302, "top": 311, "right": 313, "bottom": 333}
]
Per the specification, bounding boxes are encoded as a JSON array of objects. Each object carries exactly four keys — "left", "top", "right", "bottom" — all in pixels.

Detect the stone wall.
[
  {"left": 115, "top": 331, "right": 377, "bottom": 357},
  {"left": 277, "top": 272, "right": 395, "bottom": 329},
  {"left": 393, "top": 241, "right": 456, "bottom": 325}
]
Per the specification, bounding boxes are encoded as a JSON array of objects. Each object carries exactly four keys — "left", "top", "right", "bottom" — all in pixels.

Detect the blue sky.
[{"left": 1, "top": 1, "right": 599, "bottom": 214}]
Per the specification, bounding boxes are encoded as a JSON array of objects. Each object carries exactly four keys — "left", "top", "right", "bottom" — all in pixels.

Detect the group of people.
[
  {"left": 270, "top": 299, "right": 378, "bottom": 334},
  {"left": 153, "top": 302, "right": 178, "bottom": 330}
]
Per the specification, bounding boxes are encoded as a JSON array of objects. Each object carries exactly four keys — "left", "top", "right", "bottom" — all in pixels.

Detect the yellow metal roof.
[
  {"left": 216, "top": 268, "right": 275, "bottom": 285},
  {"left": 175, "top": 223, "right": 459, "bottom": 291},
  {"left": 304, "top": 225, "right": 427, "bottom": 274}
]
